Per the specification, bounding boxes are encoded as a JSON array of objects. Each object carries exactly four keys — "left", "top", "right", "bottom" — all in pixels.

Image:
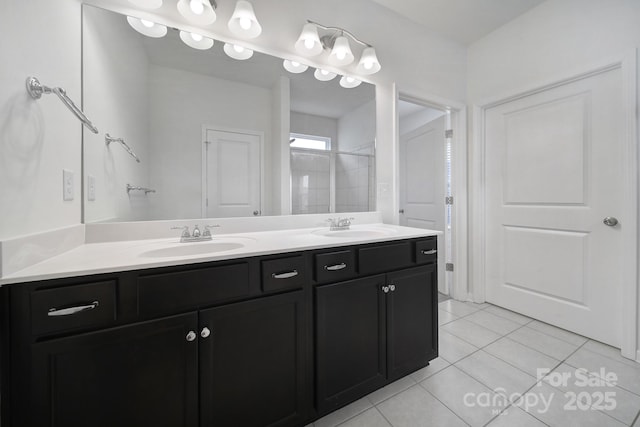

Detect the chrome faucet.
[
  {"left": 171, "top": 225, "right": 220, "bottom": 242},
  {"left": 327, "top": 217, "right": 355, "bottom": 231}
]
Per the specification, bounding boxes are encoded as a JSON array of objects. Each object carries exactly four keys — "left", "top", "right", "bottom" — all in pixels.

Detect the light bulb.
[
  {"left": 321, "top": 70, "right": 329, "bottom": 75},
  {"left": 190, "top": 0, "right": 204, "bottom": 15},
  {"left": 140, "top": 19, "right": 154, "bottom": 28},
  {"left": 304, "top": 38, "right": 314, "bottom": 50},
  {"left": 291, "top": 61, "right": 300, "bottom": 67},
  {"left": 190, "top": 32, "right": 203, "bottom": 42},
  {"left": 234, "top": 45, "right": 245, "bottom": 53},
  {"left": 239, "top": 17, "right": 252, "bottom": 30},
  {"left": 364, "top": 61, "right": 373, "bottom": 70},
  {"left": 337, "top": 50, "right": 346, "bottom": 60},
  {"left": 346, "top": 77, "right": 355, "bottom": 83}
]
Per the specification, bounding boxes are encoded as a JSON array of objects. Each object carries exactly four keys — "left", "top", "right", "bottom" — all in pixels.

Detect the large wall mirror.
[{"left": 82, "top": 5, "right": 376, "bottom": 223}]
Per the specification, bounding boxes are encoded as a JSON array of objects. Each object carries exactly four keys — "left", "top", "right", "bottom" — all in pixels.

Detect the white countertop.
[{"left": 0, "top": 224, "right": 440, "bottom": 285}]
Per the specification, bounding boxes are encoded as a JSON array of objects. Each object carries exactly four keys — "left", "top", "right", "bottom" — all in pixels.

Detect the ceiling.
[{"left": 369, "top": 0, "right": 546, "bottom": 45}]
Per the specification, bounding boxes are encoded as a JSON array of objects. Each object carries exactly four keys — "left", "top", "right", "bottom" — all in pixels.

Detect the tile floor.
[{"left": 309, "top": 300, "right": 640, "bottom": 427}]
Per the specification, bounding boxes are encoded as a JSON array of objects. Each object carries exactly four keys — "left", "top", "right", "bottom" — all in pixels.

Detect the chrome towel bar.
[
  {"left": 26, "top": 76, "right": 98, "bottom": 134},
  {"left": 106, "top": 134, "right": 141, "bottom": 163},
  {"left": 127, "top": 184, "right": 156, "bottom": 195}
]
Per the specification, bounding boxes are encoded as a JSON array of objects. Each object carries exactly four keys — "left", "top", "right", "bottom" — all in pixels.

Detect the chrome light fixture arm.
[
  {"left": 306, "top": 20, "right": 372, "bottom": 49},
  {"left": 25, "top": 77, "right": 99, "bottom": 134}
]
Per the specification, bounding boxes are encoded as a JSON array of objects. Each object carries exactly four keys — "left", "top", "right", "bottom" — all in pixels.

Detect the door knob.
[
  {"left": 399, "top": 209, "right": 405, "bottom": 214},
  {"left": 603, "top": 217, "right": 619, "bottom": 227},
  {"left": 186, "top": 331, "right": 197, "bottom": 342},
  {"left": 253, "top": 210, "right": 261, "bottom": 216},
  {"left": 200, "top": 327, "right": 211, "bottom": 338}
]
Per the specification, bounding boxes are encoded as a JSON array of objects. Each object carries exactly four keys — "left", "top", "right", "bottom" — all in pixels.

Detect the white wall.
[
  {"left": 148, "top": 65, "right": 272, "bottom": 220},
  {"left": 338, "top": 100, "right": 376, "bottom": 155},
  {"left": 399, "top": 108, "right": 446, "bottom": 136},
  {"left": 271, "top": 76, "right": 291, "bottom": 215},
  {"left": 467, "top": 0, "right": 640, "bottom": 356},
  {"left": 290, "top": 112, "right": 338, "bottom": 146},
  {"left": 83, "top": 6, "right": 150, "bottom": 223},
  {"left": 0, "top": 0, "right": 82, "bottom": 240}
]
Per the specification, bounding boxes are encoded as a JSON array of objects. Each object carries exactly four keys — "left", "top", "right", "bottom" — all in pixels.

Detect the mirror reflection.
[{"left": 82, "top": 5, "right": 376, "bottom": 223}]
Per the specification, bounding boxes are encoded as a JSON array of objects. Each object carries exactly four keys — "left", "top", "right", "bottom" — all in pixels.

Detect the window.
[{"left": 290, "top": 133, "right": 331, "bottom": 151}]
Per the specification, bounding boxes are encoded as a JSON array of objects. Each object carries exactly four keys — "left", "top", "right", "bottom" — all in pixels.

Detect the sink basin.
[
  {"left": 312, "top": 228, "right": 396, "bottom": 238},
  {"left": 140, "top": 241, "right": 246, "bottom": 258}
]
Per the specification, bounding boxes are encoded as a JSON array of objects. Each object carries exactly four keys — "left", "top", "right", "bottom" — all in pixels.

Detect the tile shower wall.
[
  {"left": 335, "top": 153, "right": 375, "bottom": 213},
  {"left": 291, "top": 151, "right": 331, "bottom": 214}
]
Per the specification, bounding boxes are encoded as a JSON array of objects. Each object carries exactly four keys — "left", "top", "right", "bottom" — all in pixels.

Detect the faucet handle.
[
  {"left": 171, "top": 226, "right": 190, "bottom": 238},
  {"left": 192, "top": 225, "right": 201, "bottom": 238},
  {"left": 203, "top": 225, "right": 220, "bottom": 237}
]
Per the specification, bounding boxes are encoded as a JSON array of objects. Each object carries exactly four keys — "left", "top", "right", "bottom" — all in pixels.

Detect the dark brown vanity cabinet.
[
  {"left": 29, "top": 313, "right": 200, "bottom": 427},
  {"left": 1, "top": 236, "right": 437, "bottom": 427},
  {"left": 315, "top": 248, "right": 438, "bottom": 414}
]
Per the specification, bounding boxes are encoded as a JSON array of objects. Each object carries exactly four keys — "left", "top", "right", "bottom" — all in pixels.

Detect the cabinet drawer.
[
  {"left": 138, "top": 263, "right": 249, "bottom": 317},
  {"left": 415, "top": 238, "right": 438, "bottom": 264},
  {"left": 358, "top": 242, "right": 412, "bottom": 275},
  {"left": 30, "top": 280, "right": 117, "bottom": 336},
  {"left": 261, "top": 255, "right": 306, "bottom": 293},
  {"left": 315, "top": 250, "right": 356, "bottom": 283}
]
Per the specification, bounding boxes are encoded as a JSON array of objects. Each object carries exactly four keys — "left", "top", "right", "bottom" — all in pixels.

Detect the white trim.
[
  {"left": 470, "top": 51, "right": 638, "bottom": 359},
  {"left": 200, "top": 124, "right": 265, "bottom": 219},
  {"left": 396, "top": 90, "right": 470, "bottom": 301}
]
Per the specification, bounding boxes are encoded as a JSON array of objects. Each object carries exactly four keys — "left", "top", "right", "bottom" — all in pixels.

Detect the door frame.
[
  {"left": 395, "top": 91, "right": 469, "bottom": 301},
  {"left": 201, "top": 125, "right": 265, "bottom": 219},
  {"left": 470, "top": 50, "right": 638, "bottom": 359}
]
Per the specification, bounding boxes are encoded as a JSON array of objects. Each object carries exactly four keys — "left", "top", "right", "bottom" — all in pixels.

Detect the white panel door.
[
  {"left": 485, "top": 67, "right": 624, "bottom": 346},
  {"left": 205, "top": 129, "right": 261, "bottom": 218},
  {"left": 399, "top": 115, "right": 446, "bottom": 293}
]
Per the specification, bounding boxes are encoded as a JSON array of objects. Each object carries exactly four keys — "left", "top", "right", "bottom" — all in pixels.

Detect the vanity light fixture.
[
  {"left": 128, "top": 0, "right": 163, "bottom": 9},
  {"left": 228, "top": 0, "right": 261, "bottom": 39},
  {"left": 313, "top": 68, "right": 337, "bottom": 82},
  {"left": 327, "top": 35, "right": 354, "bottom": 66},
  {"left": 339, "top": 75, "right": 362, "bottom": 89},
  {"left": 296, "top": 20, "right": 381, "bottom": 75},
  {"left": 294, "top": 23, "right": 323, "bottom": 56},
  {"left": 177, "top": 0, "right": 217, "bottom": 26},
  {"left": 283, "top": 59, "right": 309, "bottom": 74},
  {"left": 179, "top": 30, "right": 214, "bottom": 50},
  {"left": 126, "top": 16, "right": 168, "bottom": 38},
  {"left": 223, "top": 42, "right": 253, "bottom": 60},
  {"left": 355, "top": 47, "right": 381, "bottom": 75}
]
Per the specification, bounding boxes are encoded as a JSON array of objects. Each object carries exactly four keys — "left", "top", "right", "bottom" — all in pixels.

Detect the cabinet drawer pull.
[
  {"left": 47, "top": 301, "right": 99, "bottom": 317},
  {"left": 200, "top": 327, "right": 211, "bottom": 339},
  {"left": 389, "top": 284, "right": 396, "bottom": 292},
  {"left": 271, "top": 270, "right": 299, "bottom": 279},
  {"left": 382, "top": 286, "right": 390, "bottom": 293},
  {"left": 324, "top": 263, "right": 347, "bottom": 271},
  {"left": 186, "top": 331, "right": 197, "bottom": 342},
  {"left": 421, "top": 249, "right": 437, "bottom": 255}
]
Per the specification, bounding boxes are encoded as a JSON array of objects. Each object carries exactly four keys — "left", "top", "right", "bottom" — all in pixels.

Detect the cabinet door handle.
[
  {"left": 186, "top": 331, "right": 197, "bottom": 342},
  {"left": 272, "top": 270, "right": 298, "bottom": 279},
  {"left": 421, "top": 249, "right": 437, "bottom": 255},
  {"left": 200, "top": 327, "right": 211, "bottom": 339},
  {"left": 382, "top": 286, "right": 390, "bottom": 293},
  {"left": 389, "top": 284, "right": 396, "bottom": 292},
  {"left": 324, "top": 263, "right": 347, "bottom": 271},
  {"left": 47, "top": 301, "right": 99, "bottom": 317}
]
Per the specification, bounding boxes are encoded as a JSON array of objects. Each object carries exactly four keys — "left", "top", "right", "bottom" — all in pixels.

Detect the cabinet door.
[
  {"left": 29, "top": 312, "right": 199, "bottom": 427},
  {"left": 387, "top": 265, "right": 438, "bottom": 380},
  {"left": 315, "top": 275, "right": 387, "bottom": 414},
  {"left": 199, "top": 291, "right": 307, "bottom": 427}
]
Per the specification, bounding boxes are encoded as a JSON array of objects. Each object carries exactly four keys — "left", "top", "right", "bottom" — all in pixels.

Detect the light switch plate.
[
  {"left": 87, "top": 175, "right": 96, "bottom": 201},
  {"left": 63, "top": 169, "right": 74, "bottom": 201}
]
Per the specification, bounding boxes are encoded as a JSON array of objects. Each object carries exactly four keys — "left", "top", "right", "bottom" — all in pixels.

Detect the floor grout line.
[{"left": 414, "top": 382, "right": 473, "bottom": 427}]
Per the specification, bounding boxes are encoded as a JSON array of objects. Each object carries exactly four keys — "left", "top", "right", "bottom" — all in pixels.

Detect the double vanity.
[{"left": 0, "top": 223, "right": 439, "bottom": 426}]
